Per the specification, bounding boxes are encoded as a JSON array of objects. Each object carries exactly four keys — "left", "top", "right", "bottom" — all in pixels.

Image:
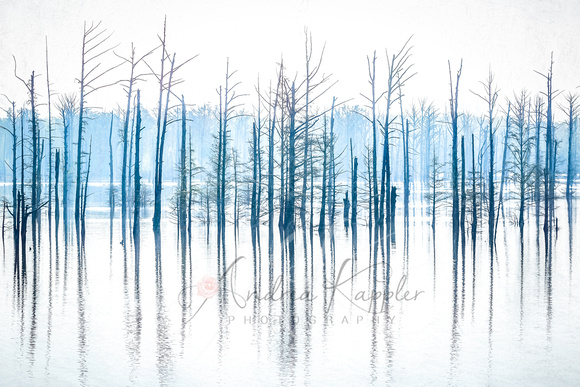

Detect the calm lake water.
[{"left": 1, "top": 200, "right": 579, "bottom": 386}]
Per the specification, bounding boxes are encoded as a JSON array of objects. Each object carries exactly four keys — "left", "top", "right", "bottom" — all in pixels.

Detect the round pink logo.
[{"left": 197, "top": 275, "right": 218, "bottom": 298}]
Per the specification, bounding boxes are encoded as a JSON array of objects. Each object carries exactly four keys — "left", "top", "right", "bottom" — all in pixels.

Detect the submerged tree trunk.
[
  {"left": 108, "top": 112, "right": 115, "bottom": 224},
  {"left": 534, "top": 98, "right": 543, "bottom": 221},
  {"left": 494, "top": 104, "right": 510, "bottom": 242},
  {"left": 134, "top": 91, "right": 142, "bottom": 245},
  {"left": 55, "top": 150, "right": 60, "bottom": 232},
  {"left": 403, "top": 119, "right": 410, "bottom": 220},
  {"left": 179, "top": 96, "right": 188, "bottom": 243},
  {"left": 472, "top": 70, "right": 498, "bottom": 245},
  {"left": 153, "top": 54, "right": 176, "bottom": 232},
  {"left": 565, "top": 93, "right": 578, "bottom": 200},
  {"left": 351, "top": 139, "right": 358, "bottom": 227},
  {"left": 318, "top": 115, "right": 329, "bottom": 234},
  {"left": 471, "top": 134, "right": 477, "bottom": 243},
  {"left": 46, "top": 39, "right": 54, "bottom": 236},
  {"left": 449, "top": 60, "right": 463, "bottom": 258},
  {"left": 251, "top": 121, "right": 258, "bottom": 230},
  {"left": 461, "top": 135, "right": 466, "bottom": 245}
]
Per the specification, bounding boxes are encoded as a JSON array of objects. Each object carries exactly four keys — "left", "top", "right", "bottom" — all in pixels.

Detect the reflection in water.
[
  {"left": 77, "top": 236, "right": 88, "bottom": 385},
  {"left": 487, "top": 240, "right": 494, "bottom": 381},
  {"left": 154, "top": 230, "right": 173, "bottom": 385},
  {"left": 0, "top": 200, "right": 578, "bottom": 385}
]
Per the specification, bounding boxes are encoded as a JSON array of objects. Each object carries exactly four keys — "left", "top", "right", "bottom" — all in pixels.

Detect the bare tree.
[
  {"left": 560, "top": 92, "right": 578, "bottom": 201},
  {"left": 535, "top": 54, "right": 558, "bottom": 232},
  {"left": 0, "top": 99, "right": 18, "bottom": 255},
  {"left": 449, "top": 59, "right": 463, "bottom": 256},
  {"left": 74, "top": 21, "right": 123, "bottom": 231},
  {"left": 147, "top": 18, "right": 197, "bottom": 232},
  {"left": 509, "top": 90, "right": 534, "bottom": 230},
  {"left": 380, "top": 37, "right": 415, "bottom": 233},
  {"left": 56, "top": 94, "right": 77, "bottom": 231},
  {"left": 471, "top": 68, "right": 498, "bottom": 245},
  {"left": 133, "top": 90, "right": 142, "bottom": 249},
  {"left": 115, "top": 43, "right": 156, "bottom": 240}
]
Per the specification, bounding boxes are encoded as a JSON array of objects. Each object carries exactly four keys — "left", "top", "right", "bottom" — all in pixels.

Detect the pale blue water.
[{"left": 1, "top": 200, "right": 579, "bottom": 385}]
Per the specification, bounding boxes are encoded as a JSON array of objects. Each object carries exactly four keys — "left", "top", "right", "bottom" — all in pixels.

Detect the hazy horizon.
[{"left": 1, "top": 0, "right": 579, "bottom": 117}]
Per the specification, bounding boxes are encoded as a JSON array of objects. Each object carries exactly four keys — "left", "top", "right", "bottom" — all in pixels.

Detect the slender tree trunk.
[
  {"left": 108, "top": 112, "right": 115, "bottom": 223},
  {"left": 471, "top": 134, "right": 477, "bottom": 242},
  {"left": 9, "top": 103, "right": 18, "bottom": 250},
  {"left": 328, "top": 98, "right": 336, "bottom": 228},
  {"left": 318, "top": 115, "right": 328, "bottom": 234},
  {"left": 133, "top": 91, "right": 142, "bottom": 245},
  {"left": 284, "top": 83, "right": 296, "bottom": 235},
  {"left": 494, "top": 107, "right": 510, "bottom": 243},
  {"left": 179, "top": 97, "right": 187, "bottom": 241},
  {"left": 75, "top": 35, "right": 87, "bottom": 230},
  {"left": 29, "top": 73, "right": 39, "bottom": 243},
  {"left": 534, "top": 99, "right": 542, "bottom": 221},
  {"left": 404, "top": 119, "right": 410, "bottom": 220},
  {"left": 251, "top": 122, "right": 258, "bottom": 229},
  {"left": 121, "top": 51, "right": 136, "bottom": 241},
  {"left": 152, "top": 22, "right": 168, "bottom": 231},
  {"left": 449, "top": 61, "right": 462, "bottom": 258},
  {"left": 154, "top": 55, "right": 176, "bottom": 231},
  {"left": 352, "top": 155, "right": 358, "bottom": 226},
  {"left": 46, "top": 39, "right": 53, "bottom": 235},
  {"left": 461, "top": 135, "right": 466, "bottom": 246},
  {"left": 566, "top": 98, "right": 576, "bottom": 200},
  {"left": 55, "top": 150, "right": 60, "bottom": 232}
]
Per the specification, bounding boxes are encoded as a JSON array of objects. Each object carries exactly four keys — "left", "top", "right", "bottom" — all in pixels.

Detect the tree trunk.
[
  {"left": 55, "top": 150, "right": 60, "bottom": 232},
  {"left": 318, "top": 115, "right": 328, "bottom": 234},
  {"left": 179, "top": 97, "right": 187, "bottom": 241},
  {"left": 108, "top": 112, "right": 115, "bottom": 224},
  {"left": 133, "top": 91, "right": 142, "bottom": 245},
  {"left": 284, "top": 83, "right": 296, "bottom": 236},
  {"left": 494, "top": 105, "right": 510, "bottom": 242}
]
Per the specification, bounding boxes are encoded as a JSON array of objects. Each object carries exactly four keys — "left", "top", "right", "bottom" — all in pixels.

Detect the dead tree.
[
  {"left": 46, "top": 37, "right": 55, "bottom": 234},
  {"left": 115, "top": 44, "right": 155, "bottom": 240},
  {"left": 108, "top": 112, "right": 115, "bottom": 223},
  {"left": 0, "top": 100, "right": 18, "bottom": 254},
  {"left": 494, "top": 101, "right": 511, "bottom": 242},
  {"left": 81, "top": 138, "right": 93, "bottom": 240},
  {"left": 533, "top": 97, "right": 544, "bottom": 220},
  {"left": 448, "top": 59, "right": 463, "bottom": 257},
  {"left": 471, "top": 133, "right": 478, "bottom": 243},
  {"left": 56, "top": 94, "right": 77, "bottom": 229},
  {"left": 560, "top": 92, "right": 578, "bottom": 201},
  {"left": 318, "top": 113, "right": 330, "bottom": 234},
  {"left": 359, "top": 52, "right": 379, "bottom": 230},
  {"left": 13, "top": 59, "right": 41, "bottom": 243},
  {"left": 535, "top": 54, "right": 558, "bottom": 232},
  {"left": 379, "top": 38, "right": 415, "bottom": 231},
  {"left": 267, "top": 71, "right": 282, "bottom": 244},
  {"left": 300, "top": 31, "right": 332, "bottom": 229},
  {"left": 55, "top": 150, "right": 60, "bottom": 231},
  {"left": 328, "top": 97, "right": 337, "bottom": 228},
  {"left": 147, "top": 18, "right": 196, "bottom": 232},
  {"left": 350, "top": 139, "right": 358, "bottom": 226},
  {"left": 213, "top": 59, "right": 245, "bottom": 246},
  {"left": 471, "top": 69, "right": 498, "bottom": 244},
  {"left": 461, "top": 135, "right": 466, "bottom": 244},
  {"left": 75, "top": 21, "right": 123, "bottom": 231},
  {"left": 133, "top": 90, "right": 142, "bottom": 245},
  {"left": 509, "top": 90, "right": 534, "bottom": 229},
  {"left": 283, "top": 81, "right": 297, "bottom": 236}
]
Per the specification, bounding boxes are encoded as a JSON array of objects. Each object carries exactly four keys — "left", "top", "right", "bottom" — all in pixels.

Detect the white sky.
[{"left": 1, "top": 0, "right": 579, "bottom": 117}]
